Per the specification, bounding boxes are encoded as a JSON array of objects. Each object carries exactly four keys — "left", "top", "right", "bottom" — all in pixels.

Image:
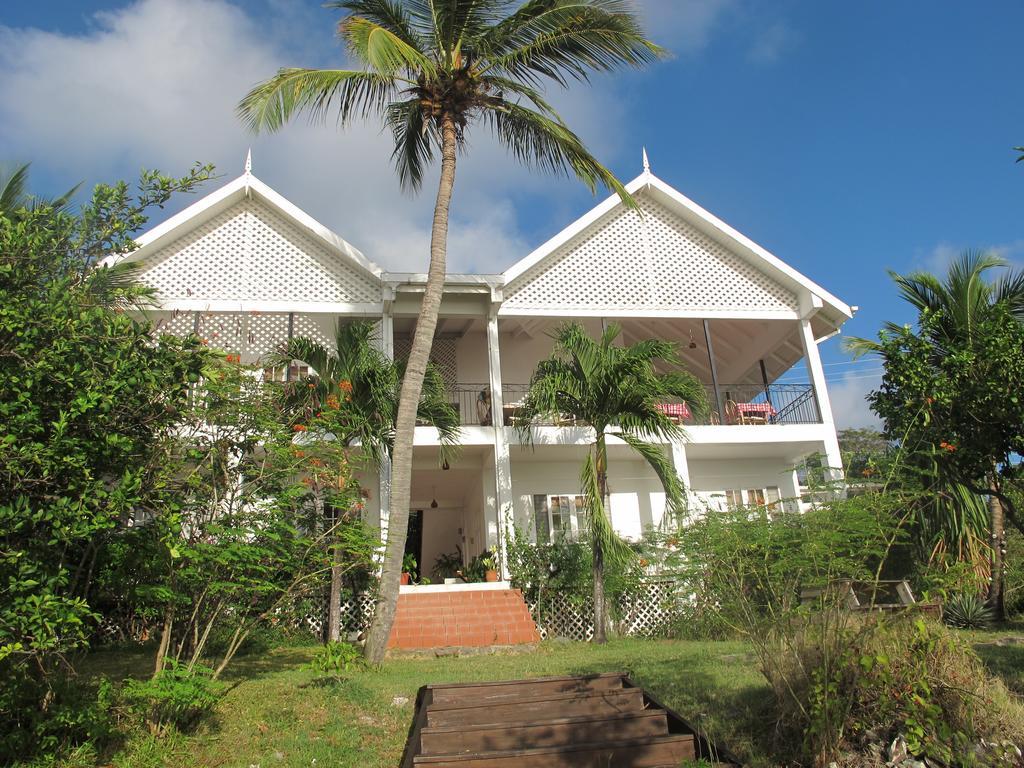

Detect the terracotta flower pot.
[
  {"left": 400, "top": 572, "right": 411, "bottom": 585},
  {"left": 485, "top": 570, "right": 499, "bottom": 582}
]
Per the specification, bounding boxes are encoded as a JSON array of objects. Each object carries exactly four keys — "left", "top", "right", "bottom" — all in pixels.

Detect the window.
[
  {"left": 262, "top": 363, "right": 310, "bottom": 383},
  {"left": 724, "top": 486, "right": 781, "bottom": 511},
  {"left": 531, "top": 494, "right": 586, "bottom": 542}
]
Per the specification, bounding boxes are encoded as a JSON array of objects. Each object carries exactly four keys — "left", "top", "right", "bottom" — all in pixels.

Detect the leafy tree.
[
  {"left": 272, "top": 320, "right": 458, "bottom": 641},
  {"left": 136, "top": 356, "right": 378, "bottom": 679},
  {"left": 238, "top": 0, "right": 662, "bottom": 663},
  {"left": 847, "top": 251, "right": 1024, "bottom": 618},
  {"left": 0, "top": 166, "right": 212, "bottom": 759},
  {"left": 515, "top": 322, "right": 706, "bottom": 642}
]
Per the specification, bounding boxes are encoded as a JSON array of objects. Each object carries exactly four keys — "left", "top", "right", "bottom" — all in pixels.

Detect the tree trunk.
[
  {"left": 153, "top": 605, "right": 173, "bottom": 678},
  {"left": 592, "top": 434, "right": 611, "bottom": 644},
  {"left": 987, "top": 474, "right": 1006, "bottom": 621},
  {"left": 327, "top": 534, "right": 344, "bottom": 643},
  {"left": 364, "top": 114, "right": 457, "bottom": 663}
]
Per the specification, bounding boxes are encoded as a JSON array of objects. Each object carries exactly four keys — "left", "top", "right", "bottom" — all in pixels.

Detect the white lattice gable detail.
[
  {"left": 502, "top": 171, "right": 853, "bottom": 333},
  {"left": 115, "top": 171, "right": 383, "bottom": 312}
]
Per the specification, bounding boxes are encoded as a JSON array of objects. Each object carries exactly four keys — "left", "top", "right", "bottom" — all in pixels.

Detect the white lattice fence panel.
[
  {"left": 528, "top": 580, "right": 684, "bottom": 642},
  {"left": 504, "top": 194, "right": 797, "bottom": 314},
  {"left": 138, "top": 198, "right": 380, "bottom": 304}
]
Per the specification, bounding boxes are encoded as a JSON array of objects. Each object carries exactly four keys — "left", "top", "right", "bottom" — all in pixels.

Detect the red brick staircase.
[{"left": 387, "top": 585, "right": 540, "bottom": 651}]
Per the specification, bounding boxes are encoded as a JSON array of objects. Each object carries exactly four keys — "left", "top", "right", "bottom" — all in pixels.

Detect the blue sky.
[{"left": 2, "top": 1, "right": 1023, "bottom": 427}]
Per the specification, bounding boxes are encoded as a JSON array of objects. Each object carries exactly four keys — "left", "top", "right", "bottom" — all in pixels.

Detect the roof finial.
[
  {"left": 244, "top": 147, "right": 252, "bottom": 174},
  {"left": 642, "top": 146, "right": 650, "bottom": 173}
]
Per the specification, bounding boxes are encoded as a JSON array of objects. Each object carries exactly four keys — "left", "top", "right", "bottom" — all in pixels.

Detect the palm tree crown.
[
  {"left": 239, "top": 0, "right": 662, "bottom": 195},
  {"left": 273, "top": 319, "right": 459, "bottom": 460},
  {"left": 517, "top": 322, "right": 706, "bottom": 641}
]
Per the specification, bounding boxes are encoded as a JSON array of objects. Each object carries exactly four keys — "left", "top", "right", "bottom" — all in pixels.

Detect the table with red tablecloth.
[{"left": 655, "top": 402, "right": 692, "bottom": 422}]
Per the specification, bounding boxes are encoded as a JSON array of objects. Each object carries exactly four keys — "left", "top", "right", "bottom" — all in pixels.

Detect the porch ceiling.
[{"left": 498, "top": 316, "right": 809, "bottom": 387}]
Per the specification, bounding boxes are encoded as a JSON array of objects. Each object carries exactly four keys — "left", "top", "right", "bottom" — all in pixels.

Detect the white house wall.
[{"left": 503, "top": 193, "right": 798, "bottom": 317}]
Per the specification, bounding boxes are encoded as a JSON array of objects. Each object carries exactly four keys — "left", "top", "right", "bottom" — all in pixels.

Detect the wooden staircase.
[{"left": 401, "top": 673, "right": 738, "bottom": 767}]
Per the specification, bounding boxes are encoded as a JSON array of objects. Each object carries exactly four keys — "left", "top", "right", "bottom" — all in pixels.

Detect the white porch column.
[
  {"left": 798, "top": 302, "right": 843, "bottom": 479},
  {"left": 669, "top": 440, "right": 693, "bottom": 524},
  {"left": 486, "top": 308, "right": 515, "bottom": 578},
  {"left": 377, "top": 291, "right": 395, "bottom": 541},
  {"left": 780, "top": 468, "right": 802, "bottom": 512}
]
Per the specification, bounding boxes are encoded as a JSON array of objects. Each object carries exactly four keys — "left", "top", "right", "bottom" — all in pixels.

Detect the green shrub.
[
  {"left": 119, "top": 660, "right": 221, "bottom": 737},
  {"left": 767, "top": 617, "right": 1024, "bottom": 766},
  {"left": 943, "top": 592, "right": 995, "bottom": 629},
  {"left": 309, "top": 641, "right": 362, "bottom": 676}
]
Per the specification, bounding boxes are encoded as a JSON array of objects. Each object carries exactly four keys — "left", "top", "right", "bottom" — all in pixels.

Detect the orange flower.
[
  {"left": 308, "top": 383, "right": 316, "bottom": 389},
  {"left": 939, "top": 441, "right": 956, "bottom": 452},
  {"left": 338, "top": 380, "right": 353, "bottom": 393},
  {"left": 293, "top": 424, "right": 307, "bottom": 432},
  {"left": 926, "top": 397, "right": 934, "bottom": 405},
  {"left": 325, "top": 394, "right": 340, "bottom": 409}
]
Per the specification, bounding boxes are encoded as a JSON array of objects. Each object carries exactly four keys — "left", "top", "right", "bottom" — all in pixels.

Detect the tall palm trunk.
[
  {"left": 987, "top": 472, "right": 1006, "bottom": 621},
  {"left": 592, "top": 432, "right": 610, "bottom": 644},
  {"left": 364, "top": 114, "right": 457, "bottom": 663}
]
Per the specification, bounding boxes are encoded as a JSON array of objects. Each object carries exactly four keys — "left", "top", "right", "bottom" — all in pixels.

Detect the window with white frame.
[
  {"left": 724, "top": 486, "right": 782, "bottom": 512},
  {"left": 532, "top": 494, "right": 587, "bottom": 542}
]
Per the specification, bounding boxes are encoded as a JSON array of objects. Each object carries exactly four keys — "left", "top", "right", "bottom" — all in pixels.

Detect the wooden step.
[
  {"left": 426, "top": 687, "right": 644, "bottom": 728},
  {"left": 413, "top": 734, "right": 696, "bottom": 767},
  {"left": 427, "top": 672, "right": 623, "bottom": 705},
  {"left": 420, "top": 709, "right": 669, "bottom": 754}
]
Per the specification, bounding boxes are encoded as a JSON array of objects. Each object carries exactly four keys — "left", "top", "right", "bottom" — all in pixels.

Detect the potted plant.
[
  {"left": 401, "top": 553, "right": 417, "bottom": 586},
  {"left": 481, "top": 552, "right": 499, "bottom": 582}
]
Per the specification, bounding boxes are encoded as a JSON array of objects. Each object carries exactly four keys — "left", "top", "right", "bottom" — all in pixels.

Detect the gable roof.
[
  {"left": 502, "top": 168, "right": 853, "bottom": 332},
  {"left": 112, "top": 168, "right": 382, "bottom": 283}
]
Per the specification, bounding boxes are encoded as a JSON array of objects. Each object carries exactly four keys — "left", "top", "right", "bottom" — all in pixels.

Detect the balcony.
[{"left": 445, "top": 382, "right": 820, "bottom": 427}]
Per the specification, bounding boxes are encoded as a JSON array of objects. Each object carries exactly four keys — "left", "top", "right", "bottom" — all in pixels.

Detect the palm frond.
[
  {"left": 580, "top": 449, "right": 634, "bottom": 568},
  {"left": 0, "top": 162, "right": 31, "bottom": 216},
  {"left": 329, "top": 0, "right": 428, "bottom": 50},
  {"left": 481, "top": 98, "right": 634, "bottom": 206},
  {"left": 386, "top": 98, "right": 435, "bottom": 190},
  {"left": 617, "top": 433, "right": 687, "bottom": 519},
  {"left": 479, "top": 0, "right": 664, "bottom": 86},
  {"left": 341, "top": 15, "right": 438, "bottom": 77},
  {"left": 86, "top": 262, "right": 156, "bottom": 311},
  {"left": 238, "top": 68, "right": 397, "bottom": 133}
]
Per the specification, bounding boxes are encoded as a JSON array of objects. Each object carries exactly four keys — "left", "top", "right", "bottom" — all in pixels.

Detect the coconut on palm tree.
[
  {"left": 272, "top": 320, "right": 458, "bottom": 641},
  {"left": 239, "top": 0, "right": 663, "bottom": 661},
  {"left": 516, "top": 322, "right": 706, "bottom": 642},
  {"left": 847, "top": 250, "right": 1024, "bottom": 618}
]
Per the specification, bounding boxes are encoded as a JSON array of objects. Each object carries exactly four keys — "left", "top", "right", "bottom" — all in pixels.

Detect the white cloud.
[
  {"left": 634, "top": 0, "right": 737, "bottom": 54},
  {"left": 827, "top": 372, "right": 883, "bottom": 430},
  {"left": 747, "top": 21, "right": 796, "bottom": 64},
  {"left": 0, "top": 0, "right": 636, "bottom": 275}
]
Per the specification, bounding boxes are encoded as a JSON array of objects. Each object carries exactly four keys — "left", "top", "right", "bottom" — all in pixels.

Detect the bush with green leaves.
[
  {"left": 0, "top": 165, "right": 212, "bottom": 763},
  {"left": 769, "top": 617, "right": 1024, "bottom": 765},
  {"left": 309, "top": 641, "right": 362, "bottom": 677},
  {"left": 119, "top": 659, "right": 222, "bottom": 737}
]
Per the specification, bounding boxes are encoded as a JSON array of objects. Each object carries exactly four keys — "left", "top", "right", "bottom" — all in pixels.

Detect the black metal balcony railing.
[{"left": 444, "top": 382, "right": 821, "bottom": 427}]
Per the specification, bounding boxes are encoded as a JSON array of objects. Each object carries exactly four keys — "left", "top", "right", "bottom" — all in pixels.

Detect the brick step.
[
  {"left": 388, "top": 588, "right": 540, "bottom": 650},
  {"left": 420, "top": 709, "right": 669, "bottom": 754},
  {"left": 412, "top": 734, "right": 696, "bottom": 767},
  {"left": 426, "top": 687, "right": 644, "bottom": 728},
  {"left": 427, "top": 672, "right": 623, "bottom": 705}
]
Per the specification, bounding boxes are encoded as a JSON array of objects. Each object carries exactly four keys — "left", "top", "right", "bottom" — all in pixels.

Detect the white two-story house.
[{"left": 120, "top": 155, "right": 852, "bottom": 580}]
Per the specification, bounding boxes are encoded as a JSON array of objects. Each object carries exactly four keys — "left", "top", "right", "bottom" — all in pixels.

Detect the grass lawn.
[
  {"left": 79, "top": 639, "right": 773, "bottom": 768},
  {"left": 73, "top": 627, "right": 1024, "bottom": 768}
]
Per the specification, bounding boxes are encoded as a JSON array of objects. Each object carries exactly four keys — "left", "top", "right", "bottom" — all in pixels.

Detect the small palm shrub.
[{"left": 943, "top": 592, "right": 995, "bottom": 629}]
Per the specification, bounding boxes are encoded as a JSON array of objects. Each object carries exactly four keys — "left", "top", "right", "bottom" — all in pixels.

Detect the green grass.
[
  {"left": 66, "top": 626, "right": 1024, "bottom": 768},
  {"left": 76, "top": 639, "right": 772, "bottom": 768}
]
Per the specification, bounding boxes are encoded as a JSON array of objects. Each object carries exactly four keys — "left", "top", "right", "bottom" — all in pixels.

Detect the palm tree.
[
  {"left": 516, "top": 322, "right": 706, "bottom": 642},
  {"left": 238, "top": 0, "right": 662, "bottom": 662},
  {"left": 272, "top": 320, "right": 458, "bottom": 641},
  {"left": 847, "top": 250, "right": 1024, "bottom": 617}
]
